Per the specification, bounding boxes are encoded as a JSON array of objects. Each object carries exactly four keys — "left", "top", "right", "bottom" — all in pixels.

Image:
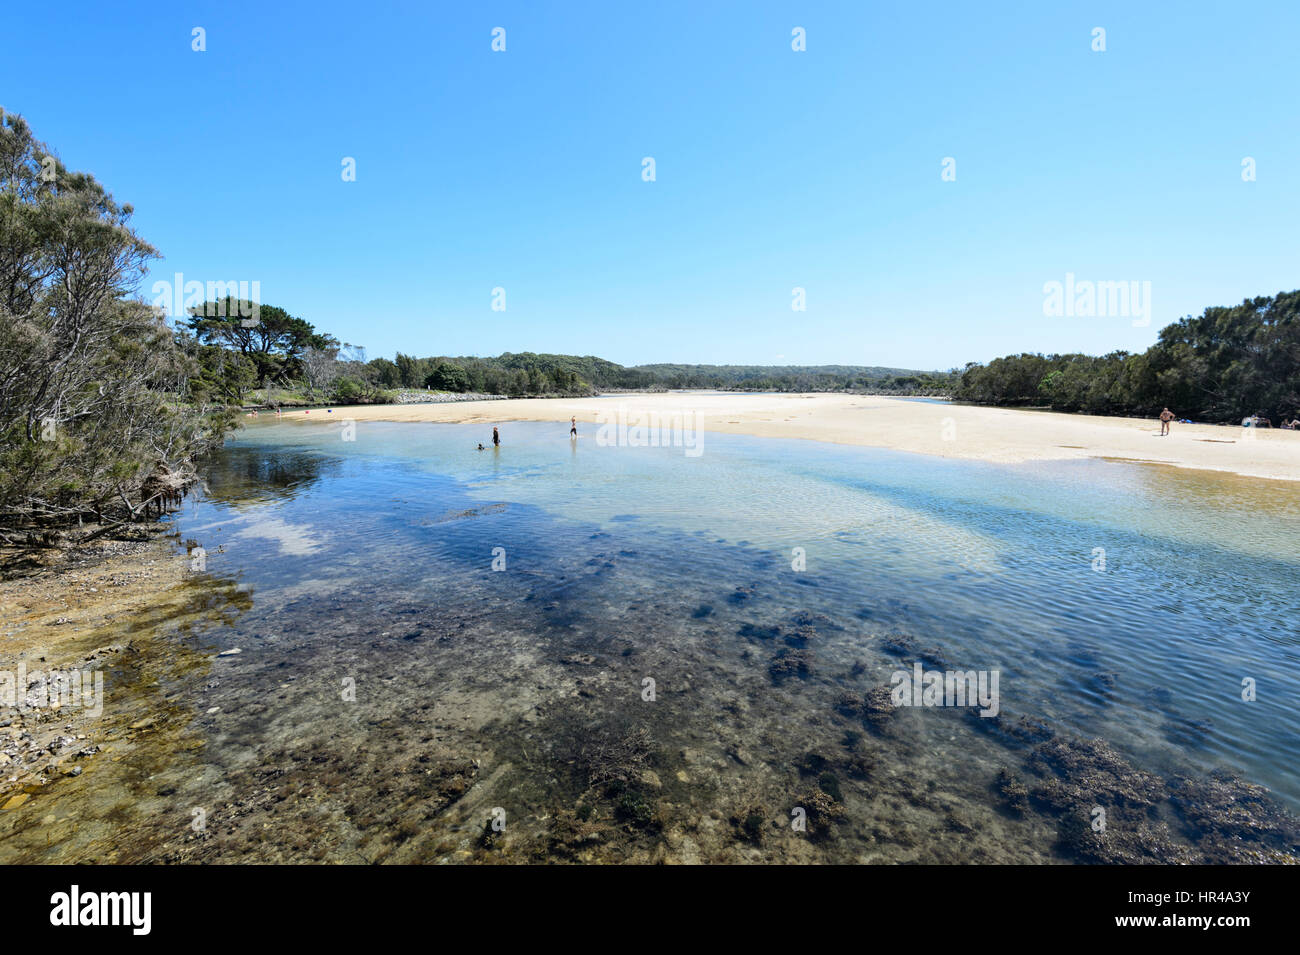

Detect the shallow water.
[{"left": 3, "top": 418, "right": 1298, "bottom": 863}]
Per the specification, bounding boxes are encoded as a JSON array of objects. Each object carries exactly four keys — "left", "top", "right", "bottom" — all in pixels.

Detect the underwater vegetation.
[{"left": 8, "top": 432, "right": 1299, "bottom": 866}]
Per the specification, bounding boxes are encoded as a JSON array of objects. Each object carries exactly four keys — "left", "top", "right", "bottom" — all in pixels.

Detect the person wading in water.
[
  {"left": 570, "top": 416, "right": 578, "bottom": 438},
  {"left": 492, "top": 426, "right": 500, "bottom": 447}
]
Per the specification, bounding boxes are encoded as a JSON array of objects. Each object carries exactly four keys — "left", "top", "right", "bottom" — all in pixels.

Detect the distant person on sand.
[
  {"left": 1159, "top": 408, "right": 1174, "bottom": 436},
  {"left": 570, "top": 416, "right": 578, "bottom": 437},
  {"left": 492, "top": 426, "right": 500, "bottom": 447}
]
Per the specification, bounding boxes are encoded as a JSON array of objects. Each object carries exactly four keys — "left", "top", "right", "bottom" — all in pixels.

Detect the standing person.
[
  {"left": 492, "top": 426, "right": 500, "bottom": 447},
  {"left": 570, "top": 416, "right": 578, "bottom": 438},
  {"left": 1159, "top": 407, "right": 1174, "bottom": 436}
]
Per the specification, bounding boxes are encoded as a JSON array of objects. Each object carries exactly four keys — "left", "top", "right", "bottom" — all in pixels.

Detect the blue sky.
[{"left": 4, "top": 1, "right": 1297, "bottom": 370}]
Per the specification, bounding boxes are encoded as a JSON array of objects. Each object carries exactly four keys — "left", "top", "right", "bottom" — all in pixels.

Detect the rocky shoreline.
[
  {"left": 0, "top": 532, "right": 186, "bottom": 811},
  {"left": 391, "top": 391, "right": 501, "bottom": 404}
]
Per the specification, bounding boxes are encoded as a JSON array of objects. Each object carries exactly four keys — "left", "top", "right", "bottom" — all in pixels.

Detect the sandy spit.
[{"left": 272, "top": 393, "right": 1300, "bottom": 482}]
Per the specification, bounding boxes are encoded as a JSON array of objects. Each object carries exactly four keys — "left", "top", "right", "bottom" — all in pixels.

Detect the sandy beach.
[{"left": 278, "top": 393, "right": 1300, "bottom": 482}]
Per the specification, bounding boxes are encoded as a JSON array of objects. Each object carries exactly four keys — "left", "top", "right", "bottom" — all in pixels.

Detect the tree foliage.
[
  {"left": 0, "top": 110, "right": 235, "bottom": 539},
  {"left": 186, "top": 298, "right": 336, "bottom": 387},
  {"left": 954, "top": 292, "right": 1300, "bottom": 422}
]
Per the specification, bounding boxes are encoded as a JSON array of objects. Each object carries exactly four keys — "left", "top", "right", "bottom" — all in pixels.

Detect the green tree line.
[
  {"left": 372, "top": 352, "right": 601, "bottom": 396},
  {"left": 205, "top": 344, "right": 960, "bottom": 403},
  {"left": 632, "top": 363, "right": 954, "bottom": 393},
  {"left": 954, "top": 291, "right": 1300, "bottom": 423}
]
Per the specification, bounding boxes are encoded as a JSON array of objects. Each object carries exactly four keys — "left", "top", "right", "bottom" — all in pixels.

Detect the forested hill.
[
  {"left": 368, "top": 352, "right": 955, "bottom": 396},
  {"left": 630, "top": 363, "right": 951, "bottom": 392}
]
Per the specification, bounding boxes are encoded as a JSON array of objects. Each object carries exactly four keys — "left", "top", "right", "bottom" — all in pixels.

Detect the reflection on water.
[
  {"left": 198, "top": 445, "right": 340, "bottom": 508},
  {"left": 3, "top": 419, "right": 1297, "bottom": 863}
]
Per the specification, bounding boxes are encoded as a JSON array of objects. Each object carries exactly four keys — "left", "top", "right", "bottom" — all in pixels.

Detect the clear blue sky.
[{"left": 4, "top": 1, "right": 1297, "bottom": 370}]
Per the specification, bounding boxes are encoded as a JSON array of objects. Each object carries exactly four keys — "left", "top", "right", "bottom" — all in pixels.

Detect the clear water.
[{"left": 4, "top": 418, "right": 1298, "bottom": 863}]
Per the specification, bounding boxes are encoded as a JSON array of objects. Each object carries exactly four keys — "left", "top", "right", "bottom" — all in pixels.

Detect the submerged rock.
[
  {"left": 731, "top": 803, "right": 768, "bottom": 845},
  {"left": 834, "top": 691, "right": 864, "bottom": 717},
  {"left": 995, "top": 767, "right": 1030, "bottom": 815},
  {"left": 861, "top": 686, "right": 897, "bottom": 731},
  {"left": 795, "top": 787, "right": 844, "bottom": 838},
  {"left": 1169, "top": 769, "right": 1300, "bottom": 862},
  {"left": 788, "top": 610, "right": 838, "bottom": 631},
  {"left": 544, "top": 808, "right": 606, "bottom": 860},
  {"left": 1027, "top": 736, "right": 1167, "bottom": 811},
  {"left": 739, "top": 622, "right": 782, "bottom": 641},
  {"left": 1015, "top": 733, "right": 1299, "bottom": 863},
  {"left": 878, "top": 632, "right": 948, "bottom": 669},
  {"left": 782, "top": 626, "right": 819, "bottom": 647},
  {"left": 1055, "top": 808, "right": 1192, "bottom": 865},
  {"left": 767, "top": 648, "right": 814, "bottom": 682},
  {"left": 727, "top": 584, "right": 759, "bottom": 605}
]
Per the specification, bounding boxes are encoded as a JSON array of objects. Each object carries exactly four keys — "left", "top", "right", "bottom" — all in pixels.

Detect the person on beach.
[
  {"left": 492, "top": 427, "right": 500, "bottom": 447},
  {"left": 1159, "top": 408, "right": 1174, "bottom": 436},
  {"left": 570, "top": 416, "right": 578, "bottom": 438}
]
